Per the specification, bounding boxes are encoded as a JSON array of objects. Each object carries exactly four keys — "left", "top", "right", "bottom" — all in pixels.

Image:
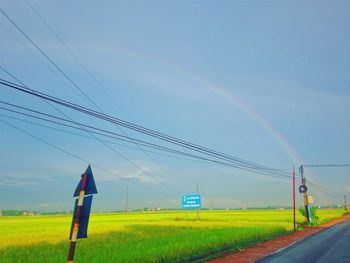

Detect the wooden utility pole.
[{"left": 292, "top": 167, "right": 296, "bottom": 231}]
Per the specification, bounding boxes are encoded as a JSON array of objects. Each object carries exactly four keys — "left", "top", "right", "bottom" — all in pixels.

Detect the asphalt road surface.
[{"left": 256, "top": 218, "right": 350, "bottom": 263}]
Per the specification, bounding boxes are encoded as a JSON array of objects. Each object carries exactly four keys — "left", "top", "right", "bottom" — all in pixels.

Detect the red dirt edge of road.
[{"left": 206, "top": 213, "right": 350, "bottom": 263}]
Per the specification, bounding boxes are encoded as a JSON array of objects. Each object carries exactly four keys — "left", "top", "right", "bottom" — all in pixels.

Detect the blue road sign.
[
  {"left": 69, "top": 195, "right": 93, "bottom": 239},
  {"left": 73, "top": 165, "right": 98, "bottom": 197},
  {"left": 182, "top": 194, "right": 201, "bottom": 209}
]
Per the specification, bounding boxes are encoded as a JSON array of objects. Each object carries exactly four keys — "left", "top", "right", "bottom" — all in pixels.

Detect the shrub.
[{"left": 299, "top": 206, "right": 319, "bottom": 225}]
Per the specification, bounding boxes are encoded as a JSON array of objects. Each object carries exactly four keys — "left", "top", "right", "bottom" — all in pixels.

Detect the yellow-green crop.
[{"left": 0, "top": 209, "right": 345, "bottom": 262}]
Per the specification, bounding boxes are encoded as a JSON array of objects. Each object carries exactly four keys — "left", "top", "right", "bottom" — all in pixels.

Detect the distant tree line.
[{"left": 0, "top": 210, "right": 72, "bottom": 216}]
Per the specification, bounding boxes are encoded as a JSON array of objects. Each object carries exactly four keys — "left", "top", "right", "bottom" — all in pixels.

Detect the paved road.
[{"left": 256, "top": 218, "right": 350, "bottom": 263}]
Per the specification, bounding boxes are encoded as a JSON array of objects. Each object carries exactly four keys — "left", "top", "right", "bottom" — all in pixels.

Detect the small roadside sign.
[
  {"left": 308, "top": 195, "right": 314, "bottom": 204},
  {"left": 67, "top": 165, "right": 97, "bottom": 263},
  {"left": 182, "top": 194, "right": 201, "bottom": 209}
]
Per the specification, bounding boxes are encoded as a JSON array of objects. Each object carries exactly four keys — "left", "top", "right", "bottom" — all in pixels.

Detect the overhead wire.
[
  {"left": 0, "top": 7, "right": 101, "bottom": 111},
  {"left": 0, "top": 72, "right": 182, "bottom": 197},
  {"left": 0, "top": 98, "right": 297, "bottom": 181},
  {"left": 0, "top": 8, "right": 185, "bottom": 193},
  {"left": 0, "top": 118, "right": 171, "bottom": 197},
  {"left": 24, "top": 0, "right": 188, "bottom": 188},
  {"left": 308, "top": 181, "right": 343, "bottom": 200},
  {"left": 0, "top": 112, "right": 217, "bottom": 165},
  {"left": 1, "top": 5, "right": 345, "bottom": 208},
  {"left": 0, "top": 67, "right": 183, "bottom": 195},
  {"left": 0, "top": 22, "right": 73, "bottom": 88},
  {"left": 0, "top": 105, "right": 292, "bottom": 181},
  {"left": 300, "top": 164, "right": 348, "bottom": 199},
  {"left": 307, "top": 179, "right": 343, "bottom": 199},
  {"left": 0, "top": 78, "right": 296, "bottom": 180},
  {"left": 302, "top": 164, "right": 350, "bottom": 168}
]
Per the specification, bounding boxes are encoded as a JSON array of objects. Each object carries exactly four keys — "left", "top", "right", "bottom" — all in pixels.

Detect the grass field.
[{"left": 0, "top": 209, "right": 346, "bottom": 263}]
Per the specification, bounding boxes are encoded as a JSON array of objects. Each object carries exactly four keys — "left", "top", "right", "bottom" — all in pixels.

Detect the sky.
[{"left": 0, "top": 0, "right": 349, "bottom": 212}]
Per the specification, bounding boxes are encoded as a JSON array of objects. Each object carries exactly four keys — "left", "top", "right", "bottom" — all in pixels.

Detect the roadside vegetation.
[{"left": 0, "top": 209, "right": 345, "bottom": 262}]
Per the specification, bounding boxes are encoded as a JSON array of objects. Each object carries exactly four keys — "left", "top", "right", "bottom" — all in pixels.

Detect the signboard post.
[
  {"left": 182, "top": 194, "right": 201, "bottom": 209},
  {"left": 67, "top": 165, "right": 97, "bottom": 263},
  {"left": 182, "top": 194, "right": 201, "bottom": 220}
]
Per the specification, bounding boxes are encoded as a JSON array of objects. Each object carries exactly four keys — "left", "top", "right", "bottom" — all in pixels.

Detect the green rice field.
[{"left": 0, "top": 209, "right": 346, "bottom": 263}]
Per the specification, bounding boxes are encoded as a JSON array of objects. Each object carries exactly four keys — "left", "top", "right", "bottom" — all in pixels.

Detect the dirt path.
[{"left": 206, "top": 213, "right": 350, "bottom": 263}]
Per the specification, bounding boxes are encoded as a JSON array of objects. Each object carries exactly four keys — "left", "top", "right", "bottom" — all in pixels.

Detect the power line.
[
  {"left": 0, "top": 7, "right": 102, "bottom": 111},
  {"left": 307, "top": 181, "right": 343, "bottom": 200},
  {"left": 0, "top": 118, "right": 171, "bottom": 197},
  {"left": 0, "top": 22, "right": 71, "bottom": 87},
  {"left": 24, "top": 0, "right": 188, "bottom": 188},
  {"left": 0, "top": 98, "right": 296, "bottom": 181},
  {"left": 0, "top": 6, "right": 185, "bottom": 192},
  {"left": 0, "top": 112, "right": 237, "bottom": 166},
  {"left": 0, "top": 78, "right": 295, "bottom": 180},
  {"left": 307, "top": 179, "right": 343, "bottom": 198},
  {"left": 24, "top": 0, "right": 124, "bottom": 115},
  {"left": 302, "top": 164, "right": 350, "bottom": 168},
  {"left": 0, "top": 103, "right": 182, "bottom": 195},
  {"left": 0, "top": 12, "right": 297, "bottom": 182},
  {"left": 0, "top": 105, "right": 293, "bottom": 181},
  {"left": 1, "top": 4, "right": 346, "bottom": 210},
  {"left": 0, "top": 69, "right": 183, "bottom": 196},
  {"left": 297, "top": 165, "right": 345, "bottom": 201}
]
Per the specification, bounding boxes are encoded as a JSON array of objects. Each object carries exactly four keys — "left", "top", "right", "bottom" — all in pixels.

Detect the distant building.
[{"left": 22, "top": 211, "right": 36, "bottom": 216}]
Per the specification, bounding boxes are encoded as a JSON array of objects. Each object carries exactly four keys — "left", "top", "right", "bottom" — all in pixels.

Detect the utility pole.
[
  {"left": 125, "top": 186, "right": 128, "bottom": 214},
  {"left": 299, "top": 165, "right": 311, "bottom": 223},
  {"left": 344, "top": 195, "right": 348, "bottom": 211},
  {"left": 292, "top": 167, "right": 296, "bottom": 231},
  {"left": 196, "top": 184, "right": 200, "bottom": 221}
]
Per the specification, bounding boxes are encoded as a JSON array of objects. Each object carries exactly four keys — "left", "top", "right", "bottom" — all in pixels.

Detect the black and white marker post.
[{"left": 67, "top": 165, "right": 97, "bottom": 263}]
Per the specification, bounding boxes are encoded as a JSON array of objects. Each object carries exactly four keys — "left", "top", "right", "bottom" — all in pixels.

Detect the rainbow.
[{"left": 154, "top": 60, "right": 304, "bottom": 166}]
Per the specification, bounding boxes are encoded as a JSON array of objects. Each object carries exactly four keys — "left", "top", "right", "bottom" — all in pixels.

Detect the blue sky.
[{"left": 0, "top": 1, "right": 349, "bottom": 211}]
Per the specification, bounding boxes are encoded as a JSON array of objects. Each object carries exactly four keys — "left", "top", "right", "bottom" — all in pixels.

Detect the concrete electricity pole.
[
  {"left": 196, "top": 184, "right": 200, "bottom": 221},
  {"left": 292, "top": 167, "right": 296, "bottom": 231},
  {"left": 344, "top": 195, "right": 348, "bottom": 211},
  {"left": 299, "top": 165, "right": 311, "bottom": 223}
]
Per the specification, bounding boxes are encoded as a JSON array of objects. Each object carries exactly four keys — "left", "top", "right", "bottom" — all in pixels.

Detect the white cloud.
[
  {"left": 123, "top": 166, "right": 156, "bottom": 183},
  {"left": 38, "top": 202, "right": 50, "bottom": 209},
  {"left": 95, "top": 161, "right": 160, "bottom": 184},
  {"left": 0, "top": 176, "right": 35, "bottom": 187}
]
